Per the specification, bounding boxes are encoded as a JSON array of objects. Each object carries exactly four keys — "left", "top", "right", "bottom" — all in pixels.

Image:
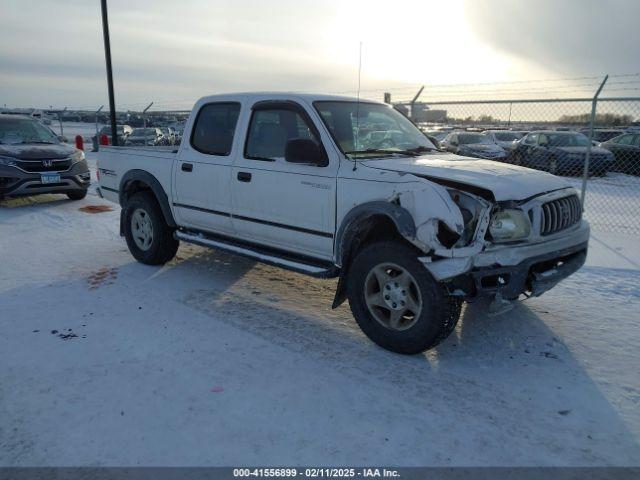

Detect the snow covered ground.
[
  {"left": 566, "top": 173, "right": 640, "bottom": 235},
  {"left": 1, "top": 153, "right": 639, "bottom": 466}
]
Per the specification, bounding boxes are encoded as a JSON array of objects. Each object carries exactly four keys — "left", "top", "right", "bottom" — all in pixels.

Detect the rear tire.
[
  {"left": 67, "top": 189, "right": 88, "bottom": 200},
  {"left": 346, "top": 241, "right": 462, "bottom": 355},
  {"left": 123, "top": 191, "right": 179, "bottom": 265}
]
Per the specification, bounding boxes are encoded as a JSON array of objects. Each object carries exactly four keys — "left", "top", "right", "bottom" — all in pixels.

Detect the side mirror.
[
  {"left": 58, "top": 135, "right": 68, "bottom": 143},
  {"left": 285, "top": 139, "right": 327, "bottom": 166}
]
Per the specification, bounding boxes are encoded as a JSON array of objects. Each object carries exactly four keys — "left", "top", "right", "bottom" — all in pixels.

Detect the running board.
[{"left": 175, "top": 230, "right": 338, "bottom": 278}]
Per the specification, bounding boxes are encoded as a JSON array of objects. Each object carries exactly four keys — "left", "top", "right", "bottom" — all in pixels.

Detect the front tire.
[
  {"left": 67, "top": 189, "right": 88, "bottom": 200},
  {"left": 123, "top": 191, "right": 179, "bottom": 265},
  {"left": 346, "top": 241, "right": 461, "bottom": 354}
]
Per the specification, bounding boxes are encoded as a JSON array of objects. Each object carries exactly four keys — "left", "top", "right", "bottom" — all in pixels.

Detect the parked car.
[
  {"left": 171, "top": 125, "right": 185, "bottom": 145},
  {"left": 124, "top": 128, "right": 166, "bottom": 146},
  {"left": 159, "top": 127, "right": 176, "bottom": 146},
  {"left": 512, "top": 131, "right": 615, "bottom": 176},
  {"left": 483, "top": 130, "right": 522, "bottom": 151},
  {"left": 440, "top": 132, "right": 508, "bottom": 160},
  {"left": 96, "top": 124, "right": 133, "bottom": 145},
  {"left": 424, "top": 134, "right": 443, "bottom": 149},
  {"left": 97, "top": 93, "right": 589, "bottom": 355},
  {"left": 600, "top": 133, "right": 640, "bottom": 175},
  {"left": 579, "top": 128, "right": 626, "bottom": 143},
  {"left": 0, "top": 115, "right": 90, "bottom": 200}
]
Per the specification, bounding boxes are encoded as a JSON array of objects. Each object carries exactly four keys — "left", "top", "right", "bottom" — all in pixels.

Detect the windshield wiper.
[
  {"left": 405, "top": 146, "right": 436, "bottom": 153},
  {"left": 344, "top": 148, "right": 421, "bottom": 157},
  {"left": 19, "top": 141, "right": 57, "bottom": 145}
]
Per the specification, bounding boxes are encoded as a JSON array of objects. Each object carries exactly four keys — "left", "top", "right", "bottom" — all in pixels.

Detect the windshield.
[
  {"left": 314, "top": 101, "right": 435, "bottom": 158},
  {"left": 545, "top": 133, "right": 590, "bottom": 147},
  {"left": 458, "top": 133, "right": 492, "bottom": 145},
  {"left": 0, "top": 117, "right": 59, "bottom": 144},
  {"left": 131, "top": 128, "right": 157, "bottom": 136},
  {"left": 492, "top": 132, "right": 520, "bottom": 141}
]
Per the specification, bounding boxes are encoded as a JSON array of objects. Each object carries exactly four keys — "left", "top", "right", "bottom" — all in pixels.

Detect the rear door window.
[
  {"left": 615, "top": 134, "right": 634, "bottom": 145},
  {"left": 190, "top": 102, "right": 241, "bottom": 156}
]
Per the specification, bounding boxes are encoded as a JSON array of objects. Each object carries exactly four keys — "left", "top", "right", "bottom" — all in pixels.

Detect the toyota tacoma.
[{"left": 97, "top": 93, "right": 589, "bottom": 354}]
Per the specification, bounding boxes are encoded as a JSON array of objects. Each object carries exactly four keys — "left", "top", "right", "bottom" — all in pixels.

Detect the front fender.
[{"left": 334, "top": 201, "right": 416, "bottom": 267}]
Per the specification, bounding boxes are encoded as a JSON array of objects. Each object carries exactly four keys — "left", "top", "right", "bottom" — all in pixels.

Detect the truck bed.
[{"left": 97, "top": 146, "right": 176, "bottom": 204}]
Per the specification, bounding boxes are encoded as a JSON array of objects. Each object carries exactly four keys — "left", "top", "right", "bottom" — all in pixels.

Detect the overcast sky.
[{"left": 1, "top": 0, "right": 639, "bottom": 109}]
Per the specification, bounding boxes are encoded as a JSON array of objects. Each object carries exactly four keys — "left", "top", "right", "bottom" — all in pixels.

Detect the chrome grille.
[
  {"left": 15, "top": 158, "right": 71, "bottom": 172},
  {"left": 540, "top": 195, "right": 582, "bottom": 236}
]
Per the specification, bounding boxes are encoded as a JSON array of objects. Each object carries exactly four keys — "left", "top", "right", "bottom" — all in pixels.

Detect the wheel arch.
[
  {"left": 331, "top": 201, "right": 418, "bottom": 309},
  {"left": 118, "top": 169, "right": 176, "bottom": 229}
]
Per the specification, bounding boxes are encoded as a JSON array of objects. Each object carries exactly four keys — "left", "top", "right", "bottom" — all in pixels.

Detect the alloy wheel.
[{"left": 364, "top": 262, "right": 423, "bottom": 331}]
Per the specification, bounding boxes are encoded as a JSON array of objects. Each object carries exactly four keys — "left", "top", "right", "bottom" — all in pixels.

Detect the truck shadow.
[
  {"left": 160, "top": 247, "right": 640, "bottom": 463},
  {"left": 3, "top": 243, "right": 639, "bottom": 465}
]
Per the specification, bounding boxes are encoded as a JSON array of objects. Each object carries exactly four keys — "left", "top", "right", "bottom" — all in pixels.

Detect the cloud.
[{"left": 464, "top": 0, "right": 640, "bottom": 76}]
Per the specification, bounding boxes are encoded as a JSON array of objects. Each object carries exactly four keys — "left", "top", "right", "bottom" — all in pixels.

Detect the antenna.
[{"left": 353, "top": 41, "right": 362, "bottom": 171}]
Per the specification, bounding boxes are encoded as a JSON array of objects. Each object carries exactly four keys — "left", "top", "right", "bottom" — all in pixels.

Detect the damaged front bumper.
[{"left": 420, "top": 220, "right": 590, "bottom": 300}]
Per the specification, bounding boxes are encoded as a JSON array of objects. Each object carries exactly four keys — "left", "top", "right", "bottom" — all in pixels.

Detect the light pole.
[
  {"left": 142, "top": 102, "right": 154, "bottom": 128},
  {"left": 100, "top": 0, "right": 118, "bottom": 146}
]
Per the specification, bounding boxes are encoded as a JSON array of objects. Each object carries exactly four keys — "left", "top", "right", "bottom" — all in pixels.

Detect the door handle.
[
  {"left": 237, "top": 172, "right": 252, "bottom": 182},
  {"left": 181, "top": 163, "right": 193, "bottom": 172}
]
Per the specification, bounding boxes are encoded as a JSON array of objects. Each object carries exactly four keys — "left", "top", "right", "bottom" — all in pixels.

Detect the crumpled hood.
[
  {"left": 0, "top": 143, "right": 75, "bottom": 160},
  {"left": 362, "top": 155, "right": 572, "bottom": 202}
]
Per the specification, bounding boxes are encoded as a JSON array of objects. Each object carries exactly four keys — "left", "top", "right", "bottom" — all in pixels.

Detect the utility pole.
[{"left": 100, "top": 0, "right": 118, "bottom": 146}]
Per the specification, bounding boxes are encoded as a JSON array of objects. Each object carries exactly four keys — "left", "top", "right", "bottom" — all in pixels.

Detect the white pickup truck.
[{"left": 97, "top": 93, "right": 589, "bottom": 354}]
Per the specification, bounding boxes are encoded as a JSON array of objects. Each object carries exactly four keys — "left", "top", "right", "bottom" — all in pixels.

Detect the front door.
[{"left": 231, "top": 101, "right": 337, "bottom": 261}]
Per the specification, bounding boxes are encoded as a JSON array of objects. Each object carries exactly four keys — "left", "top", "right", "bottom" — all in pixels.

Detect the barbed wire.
[{"left": 12, "top": 73, "right": 640, "bottom": 112}]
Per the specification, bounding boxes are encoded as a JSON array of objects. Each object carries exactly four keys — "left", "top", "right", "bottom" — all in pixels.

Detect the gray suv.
[{"left": 0, "top": 115, "right": 90, "bottom": 200}]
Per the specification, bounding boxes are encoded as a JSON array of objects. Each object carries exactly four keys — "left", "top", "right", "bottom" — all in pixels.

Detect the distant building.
[{"left": 410, "top": 103, "right": 447, "bottom": 123}]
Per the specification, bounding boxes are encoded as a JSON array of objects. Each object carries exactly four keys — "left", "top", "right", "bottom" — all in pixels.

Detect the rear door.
[
  {"left": 173, "top": 102, "right": 241, "bottom": 235},
  {"left": 230, "top": 100, "right": 337, "bottom": 260}
]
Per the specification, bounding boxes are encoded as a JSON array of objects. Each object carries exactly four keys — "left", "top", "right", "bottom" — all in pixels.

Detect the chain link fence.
[
  {"left": 405, "top": 97, "right": 640, "bottom": 235},
  {"left": 50, "top": 83, "right": 640, "bottom": 235}
]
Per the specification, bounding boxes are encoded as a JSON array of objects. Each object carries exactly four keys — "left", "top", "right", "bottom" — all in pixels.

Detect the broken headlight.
[
  {"left": 489, "top": 209, "right": 531, "bottom": 242},
  {"left": 447, "top": 189, "right": 484, "bottom": 245}
]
